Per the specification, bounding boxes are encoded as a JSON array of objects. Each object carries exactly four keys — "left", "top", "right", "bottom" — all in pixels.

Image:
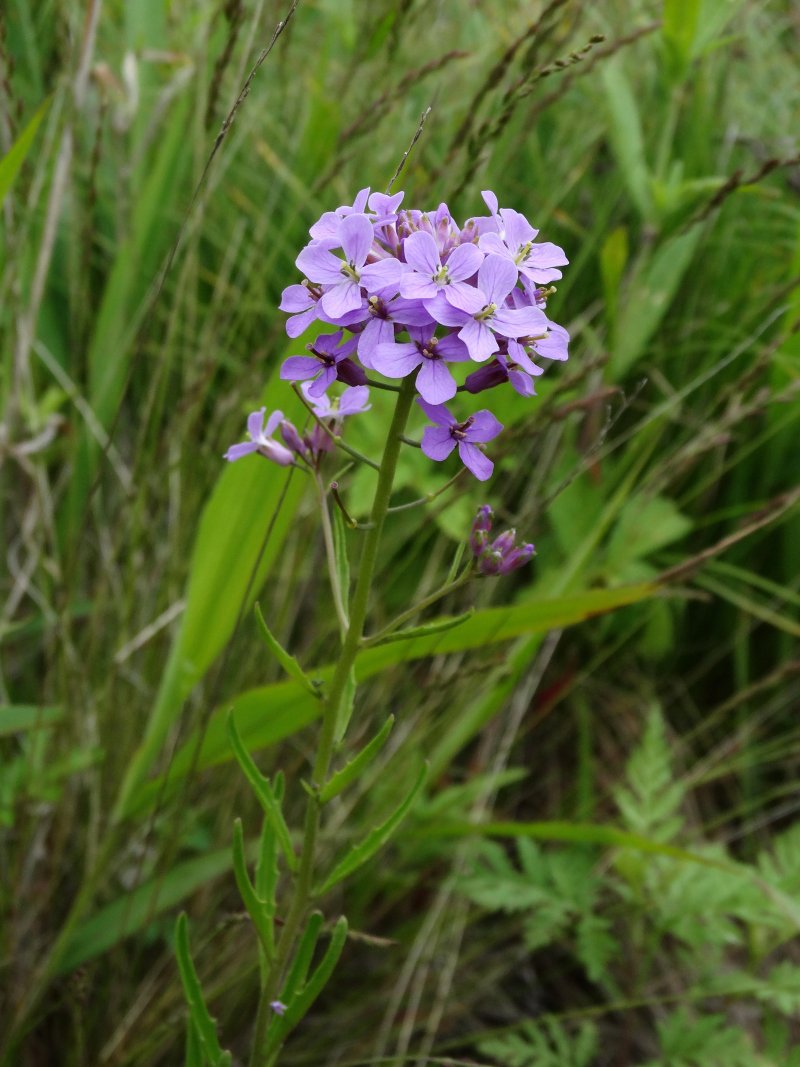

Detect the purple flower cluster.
[
  {"left": 226, "top": 189, "right": 569, "bottom": 482},
  {"left": 224, "top": 385, "right": 370, "bottom": 470},
  {"left": 469, "top": 505, "right": 534, "bottom": 576}
]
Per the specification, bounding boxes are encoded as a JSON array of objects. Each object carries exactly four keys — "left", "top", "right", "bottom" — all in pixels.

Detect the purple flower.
[
  {"left": 224, "top": 408, "right": 295, "bottom": 466},
  {"left": 526, "top": 321, "right": 570, "bottom": 362},
  {"left": 429, "top": 255, "right": 549, "bottom": 362},
  {"left": 357, "top": 295, "right": 432, "bottom": 370},
  {"left": 372, "top": 326, "right": 469, "bottom": 405},
  {"left": 399, "top": 230, "right": 483, "bottom": 307},
  {"left": 296, "top": 215, "right": 404, "bottom": 320},
  {"left": 270, "top": 1000, "right": 287, "bottom": 1016},
  {"left": 468, "top": 505, "right": 535, "bottom": 575},
  {"left": 417, "top": 399, "right": 503, "bottom": 481},
  {"left": 304, "top": 383, "right": 371, "bottom": 418},
  {"left": 280, "top": 331, "right": 364, "bottom": 397},
  {"left": 479, "top": 207, "right": 568, "bottom": 284}
]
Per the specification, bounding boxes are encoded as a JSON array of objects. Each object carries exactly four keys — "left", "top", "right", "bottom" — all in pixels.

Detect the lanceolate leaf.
[
  {"left": 232, "top": 819, "right": 275, "bottom": 959},
  {"left": 316, "top": 763, "right": 427, "bottom": 895},
  {"left": 226, "top": 714, "right": 297, "bottom": 872},
  {"left": 254, "top": 603, "right": 323, "bottom": 698},
  {"left": 319, "top": 716, "right": 395, "bottom": 804},
  {"left": 266, "top": 916, "right": 349, "bottom": 1056}
]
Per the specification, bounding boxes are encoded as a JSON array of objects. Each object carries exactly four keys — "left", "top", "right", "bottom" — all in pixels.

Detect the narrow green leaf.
[
  {"left": 227, "top": 715, "right": 297, "bottom": 872},
  {"left": 332, "top": 503, "right": 351, "bottom": 609},
  {"left": 317, "top": 763, "right": 427, "bottom": 895},
  {"left": 280, "top": 912, "right": 323, "bottom": 1007},
  {"left": 0, "top": 705, "right": 62, "bottom": 736},
  {"left": 319, "top": 716, "right": 395, "bottom": 804},
  {"left": 0, "top": 97, "right": 50, "bottom": 204},
  {"left": 185, "top": 1019, "right": 203, "bottom": 1067},
  {"left": 366, "top": 609, "right": 474, "bottom": 648},
  {"left": 254, "top": 603, "right": 322, "bottom": 699},
  {"left": 600, "top": 60, "right": 652, "bottom": 222},
  {"left": 60, "top": 847, "right": 236, "bottom": 972},
  {"left": 174, "top": 914, "right": 232, "bottom": 1067},
  {"left": 423, "top": 819, "right": 734, "bottom": 870},
  {"left": 610, "top": 229, "right": 702, "bottom": 378},
  {"left": 232, "top": 820, "right": 274, "bottom": 959},
  {"left": 266, "top": 916, "right": 348, "bottom": 1055},
  {"left": 334, "top": 665, "right": 358, "bottom": 744}
]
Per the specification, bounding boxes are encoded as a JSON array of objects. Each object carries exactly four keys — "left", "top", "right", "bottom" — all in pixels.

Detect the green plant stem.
[
  {"left": 362, "top": 569, "right": 472, "bottom": 647},
  {"left": 249, "top": 376, "right": 417, "bottom": 1067},
  {"left": 315, "top": 476, "right": 349, "bottom": 636}
]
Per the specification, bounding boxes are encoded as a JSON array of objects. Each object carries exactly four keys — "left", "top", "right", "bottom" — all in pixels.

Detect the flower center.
[
  {"left": 475, "top": 303, "right": 497, "bottom": 322},
  {"left": 451, "top": 415, "right": 475, "bottom": 440},
  {"left": 340, "top": 263, "right": 361, "bottom": 281},
  {"left": 433, "top": 264, "right": 450, "bottom": 285},
  {"left": 367, "top": 296, "right": 388, "bottom": 319},
  {"left": 514, "top": 241, "right": 533, "bottom": 265},
  {"left": 417, "top": 336, "right": 440, "bottom": 360}
]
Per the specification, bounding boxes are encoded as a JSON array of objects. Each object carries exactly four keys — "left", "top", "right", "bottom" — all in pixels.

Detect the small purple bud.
[
  {"left": 491, "top": 529, "right": 517, "bottom": 555},
  {"left": 498, "top": 543, "right": 535, "bottom": 574},
  {"left": 336, "top": 358, "right": 368, "bottom": 387},
  {"left": 470, "top": 505, "right": 494, "bottom": 556},
  {"left": 309, "top": 422, "right": 335, "bottom": 454},
  {"left": 280, "top": 419, "right": 307, "bottom": 456},
  {"left": 464, "top": 360, "right": 507, "bottom": 395},
  {"left": 270, "top": 1000, "right": 287, "bottom": 1016},
  {"left": 477, "top": 550, "right": 503, "bottom": 576}
]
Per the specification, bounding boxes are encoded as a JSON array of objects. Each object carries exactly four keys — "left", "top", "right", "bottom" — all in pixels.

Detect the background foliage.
[{"left": 1, "top": 0, "right": 799, "bottom": 1063}]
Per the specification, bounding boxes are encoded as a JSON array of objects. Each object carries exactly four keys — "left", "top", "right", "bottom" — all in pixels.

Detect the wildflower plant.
[{"left": 177, "top": 188, "right": 569, "bottom": 1065}]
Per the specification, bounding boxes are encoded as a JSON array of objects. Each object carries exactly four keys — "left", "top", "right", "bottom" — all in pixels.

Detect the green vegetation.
[{"left": 2, "top": 0, "right": 799, "bottom": 1063}]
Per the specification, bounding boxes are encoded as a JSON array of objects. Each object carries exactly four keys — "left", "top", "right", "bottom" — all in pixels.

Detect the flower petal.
[
  {"left": 421, "top": 425, "right": 456, "bottom": 462},
  {"left": 417, "top": 398, "right": 456, "bottom": 427},
  {"left": 320, "top": 279, "right": 362, "bottom": 319},
  {"left": 224, "top": 441, "right": 259, "bottom": 462},
  {"left": 280, "top": 356, "right": 320, "bottom": 381},
  {"left": 338, "top": 386, "right": 371, "bottom": 415},
  {"left": 340, "top": 213, "right": 375, "bottom": 267},
  {"left": 246, "top": 408, "right": 266, "bottom": 439},
  {"left": 403, "top": 231, "right": 440, "bottom": 275},
  {"left": 458, "top": 317, "right": 499, "bottom": 362},
  {"left": 458, "top": 441, "right": 493, "bottom": 481},
  {"left": 296, "top": 243, "right": 344, "bottom": 284},
  {"left": 360, "top": 257, "right": 404, "bottom": 292},
  {"left": 399, "top": 272, "right": 439, "bottom": 300},
  {"left": 371, "top": 341, "right": 422, "bottom": 379},
  {"left": 446, "top": 242, "right": 483, "bottom": 282},
  {"left": 357, "top": 317, "right": 394, "bottom": 369},
  {"left": 264, "top": 410, "right": 284, "bottom": 437},
  {"left": 466, "top": 409, "right": 503, "bottom": 442},
  {"left": 492, "top": 305, "right": 549, "bottom": 339},
  {"left": 478, "top": 254, "right": 518, "bottom": 305},
  {"left": 416, "top": 358, "right": 457, "bottom": 405}
]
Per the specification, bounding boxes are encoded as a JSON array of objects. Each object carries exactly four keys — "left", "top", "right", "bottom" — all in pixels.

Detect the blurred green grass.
[{"left": 1, "top": 0, "right": 799, "bottom": 1063}]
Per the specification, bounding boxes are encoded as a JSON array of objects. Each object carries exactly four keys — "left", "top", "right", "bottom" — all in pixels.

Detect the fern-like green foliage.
[
  {"left": 478, "top": 1018, "right": 598, "bottom": 1067},
  {"left": 458, "top": 837, "right": 616, "bottom": 982},
  {"left": 614, "top": 705, "right": 685, "bottom": 842},
  {"left": 642, "top": 1007, "right": 759, "bottom": 1067}
]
